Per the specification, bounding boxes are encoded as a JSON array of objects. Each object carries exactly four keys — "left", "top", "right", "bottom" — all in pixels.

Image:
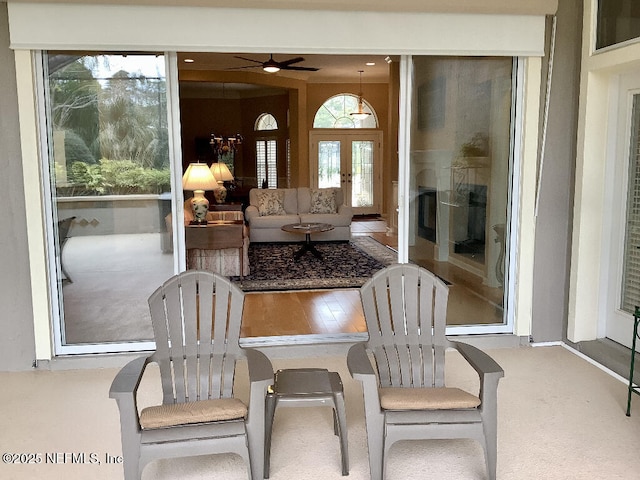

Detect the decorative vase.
[
  {"left": 190, "top": 191, "right": 209, "bottom": 224},
  {"left": 214, "top": 184, "right": 227, "bottom": 204}
]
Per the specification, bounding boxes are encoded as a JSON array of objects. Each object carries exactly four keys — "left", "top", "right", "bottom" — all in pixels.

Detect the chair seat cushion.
[
  {"left": 379, "top": 387, "right": 480, "bottom": 410},
  {"left": 140, "top": 398, "right": 248, "bottom": 429}
]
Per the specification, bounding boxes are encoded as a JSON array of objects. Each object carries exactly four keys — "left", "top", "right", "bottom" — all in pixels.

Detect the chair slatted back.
[
  {"left": 360, "top": 264, "right": 449, "bottom": 388},
  {"left": 148, "top": 270, "right": 245, "bottom": 405}
]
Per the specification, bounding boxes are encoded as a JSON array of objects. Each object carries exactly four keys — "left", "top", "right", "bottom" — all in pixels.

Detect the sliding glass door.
[
  {"left": 406, "top": 56, "right": 515, "bottom": 330},
  {"left": 42, "top": 52, "right": 176, "bottom": 353}
]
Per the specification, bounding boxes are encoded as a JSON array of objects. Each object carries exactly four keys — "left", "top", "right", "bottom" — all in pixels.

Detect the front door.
[
  {"left": 310, "top": 131, "right": 382, "bottom": 216},
  {"left": 605, "top": 74, "right": 640, "bottom": 348}
]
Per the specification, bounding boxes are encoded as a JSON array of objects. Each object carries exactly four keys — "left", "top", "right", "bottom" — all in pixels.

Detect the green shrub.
[
  {"left": 58, "top": 158, "right": 170, "bottom": 196},
  {"left": 64, "top": 131, "right": 97, "bottom": 165}
]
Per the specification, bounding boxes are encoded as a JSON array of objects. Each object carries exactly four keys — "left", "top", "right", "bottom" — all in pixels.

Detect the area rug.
[{"left": 231, "top": 236, "right": 397, "bottom": 292}]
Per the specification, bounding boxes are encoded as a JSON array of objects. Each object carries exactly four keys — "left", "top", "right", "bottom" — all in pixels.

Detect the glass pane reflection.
[
  {"left": 408, "top": 56, "right": 513, "bottom": 326},
  {"left": 46, "top": 53, "right": 173, "bottom": 345}
]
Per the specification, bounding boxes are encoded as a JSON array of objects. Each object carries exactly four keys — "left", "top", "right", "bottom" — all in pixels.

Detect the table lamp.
[
  {"left": 182, "top": 163, "right": 218, "bottom": 224},
  {"left": 210, "top": 162, "right": 234, "bottom": 204}
]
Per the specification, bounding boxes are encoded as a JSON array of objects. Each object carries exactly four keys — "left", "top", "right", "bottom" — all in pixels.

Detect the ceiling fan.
[{"left": 231, "top": 54, "right": 319, "bottom": 73}]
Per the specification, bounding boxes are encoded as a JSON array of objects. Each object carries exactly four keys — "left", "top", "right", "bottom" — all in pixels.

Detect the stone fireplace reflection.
[
  {"left": 452, "top": 184, "right": 487, "bottom": 260},
  {"left": 418, "top": 183, "right": 488, "bottom": 266},
  {"left": 418, "top": 187, "right": 437, "bottom": 243}
]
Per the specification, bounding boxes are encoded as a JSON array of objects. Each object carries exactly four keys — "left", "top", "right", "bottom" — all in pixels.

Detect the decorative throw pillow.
[
  {"left": 257, "top": 190, "right": 286, "bottom": 216},
  {"left": 310, "top": 188, "right": 337, "bottom": 214}
]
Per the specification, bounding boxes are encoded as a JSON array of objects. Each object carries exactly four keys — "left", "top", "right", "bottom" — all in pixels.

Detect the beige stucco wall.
[{"left": 0, "top": 3, "right": 36, "bottom": 370}]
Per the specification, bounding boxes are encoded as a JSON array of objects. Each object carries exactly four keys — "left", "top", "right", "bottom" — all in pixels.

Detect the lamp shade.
[
  {"left": 210, "top": 162, "right": 234, "bottom": 182},
  {"left": 182, "top": 163, "right": 218, "bottom": 191}
]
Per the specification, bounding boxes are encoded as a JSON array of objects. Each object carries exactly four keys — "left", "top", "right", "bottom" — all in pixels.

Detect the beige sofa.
[{"left": 244, "top": 187, "right": 353, "bottom": 243}]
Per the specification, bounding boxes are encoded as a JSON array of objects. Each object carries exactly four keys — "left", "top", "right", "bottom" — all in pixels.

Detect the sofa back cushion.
[
  {"left": 298, "top": 187, "right": 344, "bottom": 214},
  {"left": 250, "top": 188, "right": 298, "bottom": 215},
  {"left": 310, "top": 188, "right": 337, "bottom": 214},
  {"left": 256, "top": 190, "right": 286, "bottom": 216}
]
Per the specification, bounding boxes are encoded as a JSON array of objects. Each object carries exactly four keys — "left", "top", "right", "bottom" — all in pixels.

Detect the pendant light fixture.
[{"left": 350, "top": 70, "right": 371, "bottom": 121}]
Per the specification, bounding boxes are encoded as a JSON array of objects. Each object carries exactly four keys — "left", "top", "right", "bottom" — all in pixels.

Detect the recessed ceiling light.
[
  {"left": 184, "top": 58, "right": 195, "bottom": 63},
  {"left": 366, "top": 62, "right": 376, "bottom": 66}
]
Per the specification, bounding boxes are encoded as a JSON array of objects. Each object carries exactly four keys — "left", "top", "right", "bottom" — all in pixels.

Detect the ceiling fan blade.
[
  {"left": 281, "top": 65, "right": 320, "bottom": 71},
  {"left": 278, "top": 56, "right": 305, "bottom": 67},
  {"left": 226, "top": 65, "right": 261, "bottom": 70},
  {"left": 233, "top": 55, "right": 264, "bottom": 65}
]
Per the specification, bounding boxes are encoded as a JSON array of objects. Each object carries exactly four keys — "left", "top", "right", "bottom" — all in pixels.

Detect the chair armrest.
[
  {"left": 347, "top": 342, "right": 376, "bottom": 381},
  {"left": 244, "top": 205, "right": 259, "bottom": 222},
  {"left": 243, "top": 347, "right": 274, "bottom": 480},
  {"left": 347, "top": 343, "right": 384, "bottom": 424},
  {"left": 451, "top": 341, "right": 504, "bottom": 406},
  {"left": 109, "top": 355, "right": 152, "bottom": 434},
  {"left": 109, "top": 355, "right": 151, "bottom": 400},
  {"left": 244, "top": 348, "right": 274, "bottom": 385},
  {"left": 452, "top": 341, "right": 503, "bottom": 378}
]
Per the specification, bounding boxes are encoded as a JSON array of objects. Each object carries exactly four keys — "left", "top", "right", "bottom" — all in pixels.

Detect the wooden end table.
[{"left": 281, "top": 222, "right": 334, "bottom": 260}]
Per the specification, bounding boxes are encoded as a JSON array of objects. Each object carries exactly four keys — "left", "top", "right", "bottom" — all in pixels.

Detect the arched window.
[
  {"left": 255, "top": 113, "right": 278, "bottom": 188},
  {"left": 255, "top": 113, "right": 278, "bottom": 131},
  {"left": 313, "top": 94, "right": 378, "bottom": 128}
]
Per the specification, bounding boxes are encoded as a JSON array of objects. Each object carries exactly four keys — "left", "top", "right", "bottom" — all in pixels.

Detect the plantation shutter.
[{"left": 256, "top": 139, "right": 277, "bottom": 189}]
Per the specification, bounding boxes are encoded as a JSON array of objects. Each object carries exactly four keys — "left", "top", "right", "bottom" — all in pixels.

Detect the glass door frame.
[
  {"left": 398, "top": 55, "right": 521, "bottom": 336},
  {"left": 32, "top": 53, "right": 525, "bottom": 356},
  {"left": 37, "top": 51, "right": 185, "bottom": 356},
  {"left": 309, "top": 130, "right": 383, "bottom": 215}
]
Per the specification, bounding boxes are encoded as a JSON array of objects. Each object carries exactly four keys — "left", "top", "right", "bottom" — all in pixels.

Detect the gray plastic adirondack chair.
[
  {"left": 109, "top": 270, "right": 273, "bottom": 480},
  {"left": 347, "top": 264, "right": 504, "bottom": 480}
]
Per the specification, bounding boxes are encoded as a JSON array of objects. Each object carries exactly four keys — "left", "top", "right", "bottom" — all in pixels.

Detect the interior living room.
[{"left": 44, "top": 50, "right": 510, "bottom": 351}]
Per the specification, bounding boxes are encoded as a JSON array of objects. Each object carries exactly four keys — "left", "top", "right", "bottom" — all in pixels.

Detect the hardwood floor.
[
  {"left": 241, "top": 218, "right": 504, "bottom": 338},
  {"left": 241, "top": 289, "right": 366, "bottom": 338},
  {"left": 240, "top": 219, "right": 390, "bottom": 338}
]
